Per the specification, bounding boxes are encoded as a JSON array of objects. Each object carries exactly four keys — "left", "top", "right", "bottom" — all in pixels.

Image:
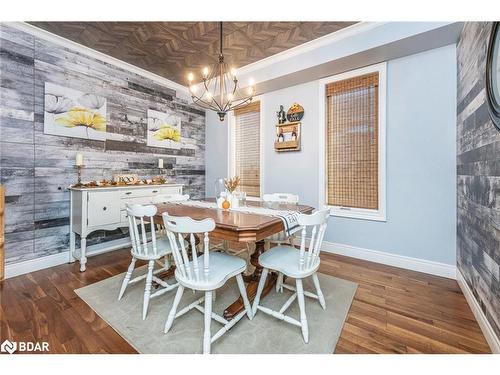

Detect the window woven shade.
[
  {"left": 234, "top": 101, "right": 260, "bottom": 197},
  {"left": 326, "top": 72, "right": 379, "bottom": 210}
]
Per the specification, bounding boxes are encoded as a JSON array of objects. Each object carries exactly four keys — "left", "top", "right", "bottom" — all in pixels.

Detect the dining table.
[{"left": 154, "top": 199, "right": 314, "bottom": 320}]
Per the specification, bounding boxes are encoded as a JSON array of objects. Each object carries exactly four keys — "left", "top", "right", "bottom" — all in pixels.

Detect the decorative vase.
[
  {"left": 214, "top": 178, "right": 225, "bottom": 199},
  {"left": 230, "top": 193, "right": 239, "bottom": 208}
]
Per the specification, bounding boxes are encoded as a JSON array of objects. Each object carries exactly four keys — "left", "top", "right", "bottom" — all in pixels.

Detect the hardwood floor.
[{"left": 0, "top": 250, "right": 491, "bottom": 354}]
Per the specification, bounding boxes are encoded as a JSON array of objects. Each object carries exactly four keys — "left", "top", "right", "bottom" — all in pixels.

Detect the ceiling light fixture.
[{"left": 187, "top": 22, "right": 255, "bottom": 121}]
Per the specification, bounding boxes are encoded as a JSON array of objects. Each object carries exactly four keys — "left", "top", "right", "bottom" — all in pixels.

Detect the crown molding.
[
  {"left": 237, "top": 22, "right": 384, "bottom": 75},
  {"left": 6, "top": 22, "right": 190, "bottom": 96}
]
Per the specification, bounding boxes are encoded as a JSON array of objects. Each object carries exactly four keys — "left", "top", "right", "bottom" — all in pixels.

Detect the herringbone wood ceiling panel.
[{"left": 30, "top": 22, "right": 357, "bottom": 85}]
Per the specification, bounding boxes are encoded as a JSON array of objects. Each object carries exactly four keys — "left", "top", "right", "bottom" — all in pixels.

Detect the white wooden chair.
[
  {"left": 252, "top": 209, "right": 330, "bottom": 343},
  {"left": 118, "top": 204, "right": 178, "bottom": 320},
  {"left": 263, "top": 193, "right": 300, "bottom": 290},
  {"left": 263, "top": 192, "right": 300, "bottom": 247},
  {"left": 152, "top": 193, "right": 190, "bottom": 268},
  {"left": 162, "top": 213, "right": 253, "bottom": 354},
  {"left": 151, "top": 193, "right": 190, "bottom": 204},
  {"left": 262, "top": 193, "right": 299, "bottom": 205}
]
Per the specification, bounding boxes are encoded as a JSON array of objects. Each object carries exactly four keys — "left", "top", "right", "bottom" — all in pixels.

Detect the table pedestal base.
[{"left": 224, "top": 239, "right": 276, "bottom": 320}]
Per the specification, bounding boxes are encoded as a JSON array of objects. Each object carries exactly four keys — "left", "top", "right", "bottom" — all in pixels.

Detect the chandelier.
[{"left": 188, "top": 22, "right": 255, "bottom": 121}]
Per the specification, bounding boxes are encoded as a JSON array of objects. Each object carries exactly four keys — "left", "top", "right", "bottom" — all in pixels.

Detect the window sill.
[{"left": 326, "top": 206, "right": 386, "bottom": 222}]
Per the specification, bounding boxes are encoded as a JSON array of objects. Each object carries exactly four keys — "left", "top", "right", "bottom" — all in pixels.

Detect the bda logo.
[{"left": 1, "top": 340, "right": 17, "bottom": 354}]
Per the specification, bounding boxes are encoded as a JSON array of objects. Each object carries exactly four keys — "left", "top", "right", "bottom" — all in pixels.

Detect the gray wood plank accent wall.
[
  {"left": 457, "top": 22, "right": 500, "bottom": 339},
  {"left": 0, "top": 24, "right": 206, "bottom": 265}
]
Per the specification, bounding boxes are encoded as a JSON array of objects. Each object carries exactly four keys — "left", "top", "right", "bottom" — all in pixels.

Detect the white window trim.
[
  {"left": 318, "top": 62, "right": 387, "bottom": 222},
  {"left": 227, "top": 96, "right": 265, "bottom": 200}
]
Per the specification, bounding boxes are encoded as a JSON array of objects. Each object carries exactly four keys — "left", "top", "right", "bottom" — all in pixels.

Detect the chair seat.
[
  {"left": 175, "top": 252, "right": 246, "bottom": 290},
  {"left": 259, "top": 245, "right": 319, "bottom": 278},
  {"left": 131, "top": 236, "right": 173, "bottom": 260}
]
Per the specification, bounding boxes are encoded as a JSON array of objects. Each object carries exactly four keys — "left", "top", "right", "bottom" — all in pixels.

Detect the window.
[
  {"left": 229, "top": 101, "right": 261, "bottom": 198},
  {"left": 319, "top": 63, "right": 386, "bottom": 221}
]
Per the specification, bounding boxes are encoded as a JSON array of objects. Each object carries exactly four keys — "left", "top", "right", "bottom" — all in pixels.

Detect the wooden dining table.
[{"left": 154, "top": 199, "right": 314, "bottom": 320}]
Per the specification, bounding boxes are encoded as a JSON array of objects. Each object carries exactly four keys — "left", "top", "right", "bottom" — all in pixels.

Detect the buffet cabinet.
[{"left": 69, "top": 184, "right": 183, "bottom": 271}]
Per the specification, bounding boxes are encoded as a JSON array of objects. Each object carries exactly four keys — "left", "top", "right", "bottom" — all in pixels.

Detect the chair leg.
[
  {"left": 164, "top": 255, "right": 171, "bottom": 270},
  {"left": 276, "top": 272, "right": 284, "bottom": 293},
  {"left": 164, "top": 285, "right": 185, "bottom": 333},
  {"left": 118, "top": 257, "right": 136, "bottom": 300},
  {"left": 236, "top": 274, "right": 253, "bottom": 320},
  {"left": 252, "top": 268, "right": 269, "bottom": 316},
  {"left": 142, "top": 260, "right": 155, "bottom": 320},
  {"left": 203, "top": 291, "right": 213, "bottom": 354},
  {"left": 296, "top": 279, "right": 309, "bottom": 343},
  {"left": 312, "top": 273, "right": 326, "bottom": 309}
]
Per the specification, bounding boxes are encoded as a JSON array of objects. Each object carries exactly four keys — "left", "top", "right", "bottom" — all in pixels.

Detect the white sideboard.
[{"left": 69, "top": 184, "right": 182, "bottom": 271}]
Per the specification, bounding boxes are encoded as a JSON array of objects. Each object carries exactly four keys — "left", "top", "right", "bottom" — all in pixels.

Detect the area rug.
[{"left": 75, "top": 268, "right": 357, "bottom": 354}]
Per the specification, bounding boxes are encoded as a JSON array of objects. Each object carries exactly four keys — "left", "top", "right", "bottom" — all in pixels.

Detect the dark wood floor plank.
[{"left": 0, "top": 249, "right": 491, "bottom": 354}]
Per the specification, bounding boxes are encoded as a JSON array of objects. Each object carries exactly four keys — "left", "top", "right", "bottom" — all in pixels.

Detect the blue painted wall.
[{"left": 206, "top": 44, "right": 457, "bottom": 265}]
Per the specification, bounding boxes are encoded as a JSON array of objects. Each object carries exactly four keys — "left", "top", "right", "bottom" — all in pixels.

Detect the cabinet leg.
[
  {"left": 69, "top": 231, "right": 76, "bottom": 263},
  {"left": 79, "top": 237, "right": 87, "bottom": 272}
]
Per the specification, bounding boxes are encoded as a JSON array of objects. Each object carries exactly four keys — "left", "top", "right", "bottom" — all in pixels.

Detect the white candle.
[
  {"left": 75, "top": 153, "right": 83, "bottom": 166},
  {"left": 158, "top": 158, "right": 164, "bottom": 168}
]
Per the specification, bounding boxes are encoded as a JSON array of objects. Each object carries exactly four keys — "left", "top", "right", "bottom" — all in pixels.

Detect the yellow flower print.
[
  {"left": 153, "top": 124, "right": 181, "bottom": 143},
  {"left": 55, "top": 107, "right": 106, "bottom": 132}
]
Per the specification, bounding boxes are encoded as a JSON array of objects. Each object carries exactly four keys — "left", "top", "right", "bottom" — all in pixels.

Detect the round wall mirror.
[{"left": 486, "top": 22, "right": 500, "bottom": 131}]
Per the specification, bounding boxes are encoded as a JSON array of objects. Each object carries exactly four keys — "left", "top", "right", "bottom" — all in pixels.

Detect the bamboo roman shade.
[
  {"left": 233, "top": 101, "right": 260, "bottom": 197},
  {"left": 326, "top": 72, "right": 379, "bottom": 210}
]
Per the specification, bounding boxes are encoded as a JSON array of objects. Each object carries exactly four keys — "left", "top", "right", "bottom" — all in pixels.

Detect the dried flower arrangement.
[
  {"left": 224, "top": 176, "right": 240, "bottom": 193},
  {"left": 73, "top": 178, "right": 168, "bottom": 188}
]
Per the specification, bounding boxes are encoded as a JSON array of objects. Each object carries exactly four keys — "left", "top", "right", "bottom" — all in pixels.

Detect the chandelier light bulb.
[
  {"left": 189, "top": 84, "right": 197, "bottom": 93},
  {"left": 227, "top": 93, "right": 234, "bottom": 101},
  {"left": 248, "top": 78, "right": 255, "bottom": 86},
  {"left": 247, "top": 86, "right": 254, "bottom": 95},
  {"left": 203, "top": 67, "right": 209, "bottom": 77},
  {"left": 205, "top": 91, "right": 213, "bottom": 99},
  {"left": 231, "top": 67, "right": 237, "bottom": 77},
  {"left": 187, "top": 72, "right": 194, "bottom": 82}
]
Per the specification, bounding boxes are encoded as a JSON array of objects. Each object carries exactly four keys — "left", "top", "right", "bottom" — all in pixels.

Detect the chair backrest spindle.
[
  {"left": 126, "top": 204, "right": 159, "bottom": 257},
  {"left": 162, "top": 213, "right": 215, "bottom": 283}
]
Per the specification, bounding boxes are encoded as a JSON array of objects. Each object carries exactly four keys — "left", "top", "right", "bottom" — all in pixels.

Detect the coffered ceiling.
[{"left": 30, "top": 22, "right": 357, "bottom": 85}]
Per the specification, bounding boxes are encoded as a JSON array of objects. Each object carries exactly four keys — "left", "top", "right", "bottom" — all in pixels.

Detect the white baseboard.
[
  {"left": 4, "top": 237, "right": 132, "bottom": 279},
  {"left": 293, "top": 238, "right": 457, "bottom": 279},
  {"left": 5, "top": 252, "right": 69, "bottom": 279},
  {"left": 457, "top": 270, "right": 500, "bottom": 353}
]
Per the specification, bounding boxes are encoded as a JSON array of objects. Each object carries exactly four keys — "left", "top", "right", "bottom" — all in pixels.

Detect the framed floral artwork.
[
  {"left": 43, "top": 82, "right": 107, "bottom": 141},
  {"left": 146, "top": 108, "right": 182, "bottom": 149}
]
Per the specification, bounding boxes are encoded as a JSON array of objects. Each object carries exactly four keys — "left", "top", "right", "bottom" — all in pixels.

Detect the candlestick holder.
[
  {"left": 154, "top": 167, "right": 167, "bottom": 184},
  {"left": 73, "top": 165, "right": 84, "bottom": 187}
]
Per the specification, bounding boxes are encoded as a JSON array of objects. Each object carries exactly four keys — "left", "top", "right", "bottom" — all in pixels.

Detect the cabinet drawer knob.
[
  {"left": 152, "top": 190, "right": 158, "bottom": 193},
  {"left": 103, "top": 206, "right": 107, "bottom": 211},
  {"left": 125, "top": 192, "right": 132, "bottom": 195}
]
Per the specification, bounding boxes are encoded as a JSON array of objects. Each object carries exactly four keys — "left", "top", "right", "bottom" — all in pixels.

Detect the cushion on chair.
[
  {"left": 175, "top": 252, "right": 246, "bottom": 290},
  {"left": 259, "top": 245, "right": 320, "bottom": 279},
  {"left": 131, "top": 236, "right": 173, "bottom": 260}
]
